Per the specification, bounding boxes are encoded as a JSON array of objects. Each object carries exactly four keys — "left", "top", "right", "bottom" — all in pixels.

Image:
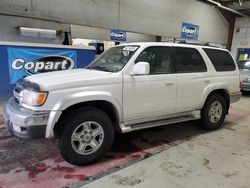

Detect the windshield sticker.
[{"left": 123, "top": 46, "right": 138, "bottom": 51}]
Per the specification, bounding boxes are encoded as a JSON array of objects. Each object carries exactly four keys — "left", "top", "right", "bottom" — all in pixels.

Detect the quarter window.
[
  {"left": 203, "top": 48, "right": 236, "bottom": 72},
  {"left": 175, "top": 47, "right": 207, "bottom": 73},
  {"left": 135, "top": 46, "right": 173, "bottom": 74}
]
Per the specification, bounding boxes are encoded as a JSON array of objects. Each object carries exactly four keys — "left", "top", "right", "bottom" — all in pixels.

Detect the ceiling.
[{"left": 220, "top": 0, "right": 250, "bottom": 16}]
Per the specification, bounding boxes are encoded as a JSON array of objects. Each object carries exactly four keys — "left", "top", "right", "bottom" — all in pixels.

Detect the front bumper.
[
  {"left": 3, "top": 98, "right": 50, "bottom": 139},
  {"left": 241, "top": 82, "right": 250, "bottom": 91}
]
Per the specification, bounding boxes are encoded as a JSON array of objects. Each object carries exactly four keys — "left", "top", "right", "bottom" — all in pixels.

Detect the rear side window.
[
  {"left": 175, "top": 47, "right": 207, "bottom": 73},
  {"left": 203, "top": 48, "right": 236, "bottom": 71}
]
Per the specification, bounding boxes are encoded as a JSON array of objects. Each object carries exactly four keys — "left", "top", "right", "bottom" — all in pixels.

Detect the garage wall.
[
  {"left": 0, "top": 0, "right": 229, "bottom": 44},
  {"left": 119, "top": 0, "right": 228, "bottom": 44},
  {"left": 231, "top": 17, "right": 250, "bottom": 59},
  {"left": 71, "top": 25, "right": 156, "bottom": 42},
  {"left": 0, "top": 15, "right": 69, "bottom": 44},
  {"left": 126, "top": 32, "right": 156, "bottom": 43}
]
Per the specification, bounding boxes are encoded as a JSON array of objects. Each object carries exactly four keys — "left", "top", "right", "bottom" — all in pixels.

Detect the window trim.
[{"left": 173, "top": 47, "right": 208, "bottom": 74}]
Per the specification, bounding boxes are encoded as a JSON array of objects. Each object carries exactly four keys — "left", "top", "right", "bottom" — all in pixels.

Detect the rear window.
[{"left": 203, "top": 48, "right": 236, "bottom": 71}]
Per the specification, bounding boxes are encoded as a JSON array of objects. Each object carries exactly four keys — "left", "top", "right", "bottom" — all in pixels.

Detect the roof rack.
[
  {"left": 177, "top": 40, "right": 210, "bottom": 46},
  {"left": 163, "top": 38, "right": 221, "bottom": 48}
]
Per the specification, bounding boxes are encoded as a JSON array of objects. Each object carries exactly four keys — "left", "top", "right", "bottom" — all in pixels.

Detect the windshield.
[
  {"left": 238, "top": 61, "right": 250, "bottom": 70},
  {"left": 87, "top": 45, "right": 139, "bottom": 72}
]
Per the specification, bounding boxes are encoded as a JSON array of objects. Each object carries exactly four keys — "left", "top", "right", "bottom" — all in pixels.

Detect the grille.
[
  {"left": 14, "top": 87, "right": 21, "bottom": 94},
  {"left": 13, "top": 85, "right": 21, "bottom": 105},
  {"left": 243, "top": 78, "right": 250, "bottom": 83},
  {"left": 14, "top": 96, "right": 20, "bottom": 104}
]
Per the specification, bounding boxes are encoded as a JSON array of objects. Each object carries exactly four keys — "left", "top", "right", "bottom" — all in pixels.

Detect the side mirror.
[{"left": 131, "top": 62, "right": 150, "bottom": 75}]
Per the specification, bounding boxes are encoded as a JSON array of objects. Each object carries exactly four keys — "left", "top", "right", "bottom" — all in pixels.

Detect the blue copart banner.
[
  {"left": 110, "top": 30, "right": 127, "bottom": 41},
  {"left": 7, "top": 47, "right": 77, "bottom": 84},
  {"left": 181, "top": 22, "right": 199, "bottom": 40}
]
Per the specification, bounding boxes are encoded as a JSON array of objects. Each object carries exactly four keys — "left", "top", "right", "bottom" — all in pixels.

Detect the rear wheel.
[
  {"left": 199, "top": 94, "right": 227, "bottom": 130},
  {"left": 57, "top": 108, "right": 114, "bottom": 166}
]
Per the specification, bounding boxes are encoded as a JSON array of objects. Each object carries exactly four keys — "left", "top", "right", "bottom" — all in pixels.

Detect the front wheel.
[
  {"left": 199, "top": 94, "right": 227, "bottom": 130},
  {"left": 57, "top": 108, "right": 114, "bottom": 166}
]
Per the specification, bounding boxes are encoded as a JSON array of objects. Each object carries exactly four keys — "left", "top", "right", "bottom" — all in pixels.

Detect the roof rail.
[
  {"left": 163, "top": 38, "right": 208, "bottom": 45},
  {"left": 177, "top": 40, "right": 211, "bottom": 47},
  {"left": 162, "top": 38, "right": 224, "bottom": 49}
]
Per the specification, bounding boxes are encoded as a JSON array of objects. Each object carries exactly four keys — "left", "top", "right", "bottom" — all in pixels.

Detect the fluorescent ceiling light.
[{"left": 19, "top": 27, "right": 57, "bottom": 39}]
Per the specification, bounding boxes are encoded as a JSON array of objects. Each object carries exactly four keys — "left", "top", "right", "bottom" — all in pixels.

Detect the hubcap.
[
  {"left": 71, "top": 121, "right": 104, "bottom": 155},
  {"left": 208, "top": 101, "right": 223, "bottom": 123}
]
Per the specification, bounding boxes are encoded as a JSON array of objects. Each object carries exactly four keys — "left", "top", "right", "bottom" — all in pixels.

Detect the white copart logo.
[
  {"left": 182, "top": 27, "right": 198, "bottom": 35},
  {"left": 12, "top": 58, "right": 74, "bottom": 73},
  {"left": 111, "top": 32, "right": 126, "bottom": 39}
]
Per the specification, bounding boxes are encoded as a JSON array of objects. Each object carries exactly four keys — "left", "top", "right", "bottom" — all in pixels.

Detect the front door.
[{"left": 123, "top": 46, "right": 177, "bottom": 124}]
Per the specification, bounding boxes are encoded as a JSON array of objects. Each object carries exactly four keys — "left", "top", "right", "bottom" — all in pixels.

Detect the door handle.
[{"left": 165, "top": 82, "right": 174, "bottom": 86}]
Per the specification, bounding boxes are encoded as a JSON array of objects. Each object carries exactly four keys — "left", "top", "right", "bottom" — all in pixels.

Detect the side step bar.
[{"left": 121, "top": 112, "right": 200, "bottom": 133}]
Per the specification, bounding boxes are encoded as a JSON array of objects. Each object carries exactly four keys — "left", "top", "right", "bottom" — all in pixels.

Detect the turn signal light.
[{"left": 37, "top": 92, "right": 48, "bottom": 106}]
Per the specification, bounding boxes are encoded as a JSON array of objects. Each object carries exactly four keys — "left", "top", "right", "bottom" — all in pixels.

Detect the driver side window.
[{"left": 135, "top": 46, "right": 173, "bottom": 74}]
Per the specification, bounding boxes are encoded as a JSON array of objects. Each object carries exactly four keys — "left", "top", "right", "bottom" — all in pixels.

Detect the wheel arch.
[
  {"left": 52, "top": 100, "right": 121, "bottom": 138},
  {"left": 201, "top": 89, "right": 230, "bottom": 114},
  {"left": 45, "top": 91, "right": 122, "bottom": 138}
]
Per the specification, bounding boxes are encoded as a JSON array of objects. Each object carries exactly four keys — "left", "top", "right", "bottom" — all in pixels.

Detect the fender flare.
[
  {"left": 197, "top": 83, "right": 230, "bottom": 109},
  {"left": 45, "top": 91, "right": 122, "bottom": 138}
]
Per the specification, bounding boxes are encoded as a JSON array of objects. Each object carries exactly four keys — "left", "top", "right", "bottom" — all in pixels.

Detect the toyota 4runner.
[{"left": 4, "top": 42, "right": 241, "bottom": 165}]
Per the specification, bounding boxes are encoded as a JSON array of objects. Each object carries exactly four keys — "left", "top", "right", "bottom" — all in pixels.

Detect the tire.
[
  {"left": 57, "top": 107, "right": 114, "bottom": 166},
  {"left": 199, "top": 94, "right": 227, "bottom": 130}
]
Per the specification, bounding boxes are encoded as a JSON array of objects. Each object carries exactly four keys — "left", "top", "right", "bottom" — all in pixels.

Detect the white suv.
[{"left": 4, "top": 42, "right": 241, "bottom": 165}]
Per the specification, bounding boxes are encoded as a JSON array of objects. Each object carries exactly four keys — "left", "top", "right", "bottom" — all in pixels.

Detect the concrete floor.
[
  {"left": 85, "top": 93, "right": 250, "bottom": 188},
  {"left": 0, "top": 103, "right": 206, "bottom": 188},
  {"left": 0, "top": 94, "right": 250, "bottom": 188}
]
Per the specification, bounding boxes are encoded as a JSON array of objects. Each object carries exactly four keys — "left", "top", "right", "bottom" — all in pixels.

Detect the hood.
[{"left": 25, "top": 69, "right": 113, "bottom": 91}]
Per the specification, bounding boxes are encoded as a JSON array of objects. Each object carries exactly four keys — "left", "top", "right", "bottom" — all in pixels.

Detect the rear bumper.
[
  {"left": 230, "top": 91, "right": 241, "bottom": 103},
  {"left": 3, "top": 98, "right": 50, "bottom": 139}
]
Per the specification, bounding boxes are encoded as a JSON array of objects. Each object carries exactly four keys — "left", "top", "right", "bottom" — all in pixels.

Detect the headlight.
[
  {"left": 240, "top": 75, "right": 246, "bottom": 82},
  {"left": 20, "top": 90, "right": 48, "bottom": 106},
  {"left": 241, "top": 75, "right": 250, "bottom": 82}
]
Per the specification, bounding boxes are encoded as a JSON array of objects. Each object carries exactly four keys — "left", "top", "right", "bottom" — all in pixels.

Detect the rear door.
[
  {"left": 174, "top": 47, "right": 211, "bottom": 111},
  {"left": 202, "top": 48, "right": 239, "bottom": 93}
]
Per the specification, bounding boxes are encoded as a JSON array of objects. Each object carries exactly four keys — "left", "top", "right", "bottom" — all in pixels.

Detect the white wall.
[
  {"left": 71, "top": 25, "right": 156, "bottom": 42},
  {"left": 71, "top": 25, "right": 110, "bottom": 42},
  {"left": 72, "top": 38, "right": 116, "bottom": 50},
  {"left": 126, "top": 32, "right": 156, "bottom": 43},
  {"left": 0, "top": 0, "right": 229, "bottom": 44},
  {"left": 119, "top": 0, "right": 228, "bottom": 44},
  {"left": 0, "top": 15, "right": 69, "bottom": 44},
  {"left": 231, "top": 17, "right": 250, "bottom": 59}
]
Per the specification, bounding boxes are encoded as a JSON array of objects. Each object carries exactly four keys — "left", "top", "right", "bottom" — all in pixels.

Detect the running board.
[{"left": 121, "top": 113, "right": 200, "bottom": 133}]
